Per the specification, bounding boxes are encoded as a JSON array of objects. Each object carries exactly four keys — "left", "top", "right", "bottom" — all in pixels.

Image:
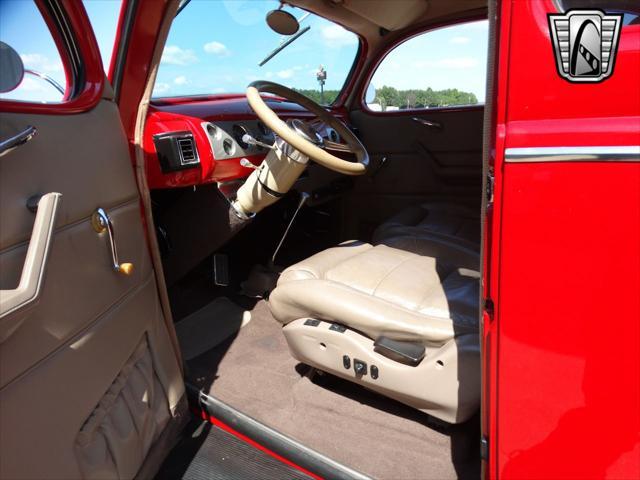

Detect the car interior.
[
  {"left": 146, "top": 1, "right": 488, "bottom": 479},
  {"left": 0, "top": 0, "right": 490, "bottom": 479}
]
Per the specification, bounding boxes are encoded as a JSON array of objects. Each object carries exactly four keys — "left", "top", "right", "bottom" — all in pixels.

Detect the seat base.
[{"left": 282, "top": 318, "right": 480, "bottom": 424}]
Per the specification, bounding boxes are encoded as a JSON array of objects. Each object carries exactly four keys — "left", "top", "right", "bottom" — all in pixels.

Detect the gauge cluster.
[{"left": 201, "top": 120, "right": 275, "bottom": 160}]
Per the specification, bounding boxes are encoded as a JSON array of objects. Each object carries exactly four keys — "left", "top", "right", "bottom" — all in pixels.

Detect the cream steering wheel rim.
[{"left": 246, "top": 81, "right": 369, "bottom": 175}]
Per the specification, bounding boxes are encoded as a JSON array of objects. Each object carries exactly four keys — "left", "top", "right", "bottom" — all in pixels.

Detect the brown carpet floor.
[{"left": 187, "top": 300, "right": 480, "bottom": 480}]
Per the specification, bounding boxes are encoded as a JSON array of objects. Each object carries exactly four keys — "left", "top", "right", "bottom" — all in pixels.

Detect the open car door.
[{"left": 0, "top": 2, "right": 186, "bottom": 479}]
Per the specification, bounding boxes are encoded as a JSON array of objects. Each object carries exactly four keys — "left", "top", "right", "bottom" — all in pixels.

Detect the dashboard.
[{"left": 144, "top": 95, "right": 343, "bottom": 190}]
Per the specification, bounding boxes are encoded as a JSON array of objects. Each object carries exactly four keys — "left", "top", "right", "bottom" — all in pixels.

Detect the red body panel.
[
  {"left": 144, "top": 96, "right": 346, "bottom": 189},
  {"left": 143, "top": 108, "right": 257, "bottom": 189},
  {"left": 490, "top": 1, "right": 640, "bottom": 478},
  {"left": 0, "top": 0, "right": 104, "bottom": 114}
]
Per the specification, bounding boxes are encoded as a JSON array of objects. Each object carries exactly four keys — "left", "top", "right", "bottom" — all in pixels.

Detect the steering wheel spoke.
[{"left": 323, "top": 139, "right": 353, "bottom": 154}]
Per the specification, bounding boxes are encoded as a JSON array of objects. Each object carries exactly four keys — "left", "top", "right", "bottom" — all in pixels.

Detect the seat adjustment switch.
[
  {"left": 343, "top": 355, "right": 351, "bottom": 369},
  {"left": 354, "top": 359, "right": 367, "bottom": 376}
]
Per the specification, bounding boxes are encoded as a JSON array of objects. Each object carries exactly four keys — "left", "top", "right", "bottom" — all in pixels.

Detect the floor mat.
[
  {"left": 188, "top": 300, "right": 480, "bottom": 480},
  {"left": 156, "top": 419, "right": 313, "bottom": 480},
  {"left": 176, "top": 297, "right": 251, "bottom": 361}
]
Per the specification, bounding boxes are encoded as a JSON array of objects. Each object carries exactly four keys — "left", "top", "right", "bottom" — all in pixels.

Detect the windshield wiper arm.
[
  {"left": 176, "top": 0, "right": 191, "bottom": 17},
  {"left": 259, "top": 25, "right": 310, "bottom": 67}
]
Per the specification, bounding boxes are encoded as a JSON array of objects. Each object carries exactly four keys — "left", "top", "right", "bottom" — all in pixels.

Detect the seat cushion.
[
  {"left": 372, "top": 202, "right": 480, "bottom": 251},
  {"left": 268, "top": 241, "right": 479, "bottom": 346}
]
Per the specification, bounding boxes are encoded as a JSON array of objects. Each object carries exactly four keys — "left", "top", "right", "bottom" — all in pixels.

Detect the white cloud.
[
  {"left": 174, "top": 75, "right": 188, "bottom": 85},
  {"left": 211, "top": 87, "right": 226, "bottom": 93},
  {"left": 276, "top": 69, "right": 295, "bottom": 79},
  {"left": 413, "top": 57, "right": 479, "bottom": 69},
  {"left": 203, "top": 41, "right": 230, "bottom": 57},
  {"left": 222, "top": 0, "right": 263, "bottom": 26},
  {"left": 18, "top": 77, "right": 47, "bottom": 92},
  {"left": 320, "top": 24, "right": 357, "bottom": 48},
  {"left": 153, "top": 82, "right": 170, "bottom": 94},
  {"left": 20, "top": 53, "right": 63, "bottom": 73},
  {"left": 450, "top": 36, "right": 470, "bottom": 45},
  {"left": 161, "top": 46, "right": 197, "bottom": 66}
]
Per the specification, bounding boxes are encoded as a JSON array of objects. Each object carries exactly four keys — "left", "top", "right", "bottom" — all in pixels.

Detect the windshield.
[{"left": 153, "top": 1, "right": 360, "bottom": 104}]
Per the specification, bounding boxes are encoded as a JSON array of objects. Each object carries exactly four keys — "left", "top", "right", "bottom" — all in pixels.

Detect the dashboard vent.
[
  {"left": 178, "top": 137, "right": 198, "bottom": 165},
  {"left": 153, "top": 131, "right": 200, "bottom": 173}
]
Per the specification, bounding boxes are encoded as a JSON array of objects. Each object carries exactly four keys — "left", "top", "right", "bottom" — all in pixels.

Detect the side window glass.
[
  {"left": 83, "top": 0, "right": 123, "bottom": 75},
  {"left": 365, "top": 20, "right": 488, "bottom": 112},
  {"left": 0, "top": 0, "right": 67, "bottom": 103}
]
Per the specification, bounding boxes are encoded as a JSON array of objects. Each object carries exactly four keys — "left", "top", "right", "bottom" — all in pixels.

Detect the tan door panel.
[
  {"left": 0, "top": 96, "right": 185, "bottom": 478},
  {"left": 345, "top": 108, "right": 483, "bottom": 239}
]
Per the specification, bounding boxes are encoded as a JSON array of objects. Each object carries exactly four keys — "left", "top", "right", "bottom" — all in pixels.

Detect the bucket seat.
[
  {"left": 268, "top": 236, "right": 480, "bottom": 424},
  {"left": 372, "top": 202, "right": 480, "bottom": 252}
]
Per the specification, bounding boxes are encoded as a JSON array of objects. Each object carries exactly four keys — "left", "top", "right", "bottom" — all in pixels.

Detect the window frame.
[
  {"left": 0, "top": 0, "right": 104, "bottom": 115},
  {"left": 358, "top": 15, "right": 488, "bottom": 116}
]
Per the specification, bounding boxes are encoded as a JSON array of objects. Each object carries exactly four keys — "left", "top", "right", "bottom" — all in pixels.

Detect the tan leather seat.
[
  {"left": 268, "top": 238, "right": 480, "bottom": 423},
  {"left": 372, "top": 202, "right": 480, "bottom": 251}
]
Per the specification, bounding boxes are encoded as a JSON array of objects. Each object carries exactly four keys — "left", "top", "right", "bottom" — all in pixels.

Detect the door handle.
[
  {"left": 0, "top": 125, "right": 37, "bottom": 157},
  {"left": 411, "top": 117, "right": 442, "bottom": 129},
  {"left": 0, "top": 192, "right": 62, "bottom": 320},
  {"left": 91, "top": 208, "right": 134, "bottom": 276}
]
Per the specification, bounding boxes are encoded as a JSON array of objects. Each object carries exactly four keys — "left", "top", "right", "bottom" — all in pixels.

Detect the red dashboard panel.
[{"left": 144, "top": 95, "right": 325, "bottom": 190}]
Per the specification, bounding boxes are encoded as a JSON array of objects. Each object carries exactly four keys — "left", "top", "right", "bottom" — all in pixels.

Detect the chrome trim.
[
  {"left": 24, "top": 69, "right": 65, "bottom": 95},
  {"left": 411, "top": 117, "right": 442, "bottom": 129},
  {"left": 0, "top": 125, "right": 37, "bottom": 157},
  {"left": 505, "top": 146, "right": 640, "bottom": 163}
]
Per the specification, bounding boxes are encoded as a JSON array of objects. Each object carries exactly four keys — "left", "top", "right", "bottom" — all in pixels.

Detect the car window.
[
  {"left": 154, "top": 0, "right": 360, "bottom": 105},
  {"left": 83, "top": 0, "right": 123, "bottom": 75},
  {"left": 365, "top": 20, "right": 488, "bottom": 112},
  {"left": 0, "top": 0, "right": 67, "bottom": 103}
]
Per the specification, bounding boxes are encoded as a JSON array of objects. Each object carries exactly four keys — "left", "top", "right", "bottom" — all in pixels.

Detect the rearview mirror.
[
  {"left": 0, "top": 41, "right": 24, "bottom": 93},
  {"left": 266, "top": 9, "right": 300, "bottom": 35}
]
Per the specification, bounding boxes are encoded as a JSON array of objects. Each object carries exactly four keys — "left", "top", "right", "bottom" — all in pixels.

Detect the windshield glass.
[{"left": 153, "top": 1, "right": 359, "bottom": 104}]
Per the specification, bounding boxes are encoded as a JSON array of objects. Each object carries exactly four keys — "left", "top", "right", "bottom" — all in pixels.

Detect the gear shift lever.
[{"left": 271, "top": 191, "right": 310, "bottom": 266}]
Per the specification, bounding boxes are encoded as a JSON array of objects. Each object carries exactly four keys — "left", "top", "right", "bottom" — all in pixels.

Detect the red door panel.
[
  {"left": 489, "top": 1, "right": 640, "bottom": 478},
  {"left": 497, "top": 162, "right": 640, "bottom": 478}
]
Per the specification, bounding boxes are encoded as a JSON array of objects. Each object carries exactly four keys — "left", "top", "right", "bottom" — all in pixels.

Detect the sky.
[{"left": 0, "top": 0, "right": 488, "bottom": 104}]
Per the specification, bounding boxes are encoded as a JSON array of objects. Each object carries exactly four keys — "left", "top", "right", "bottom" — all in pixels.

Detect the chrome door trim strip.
[{"left": 505, "top": 146, "right": 640, "bottom": 163}]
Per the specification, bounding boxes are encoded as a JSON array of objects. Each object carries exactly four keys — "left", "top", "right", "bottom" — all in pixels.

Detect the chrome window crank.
[{"left": 91, "top": 208, "right": 134, "bottom": 276}]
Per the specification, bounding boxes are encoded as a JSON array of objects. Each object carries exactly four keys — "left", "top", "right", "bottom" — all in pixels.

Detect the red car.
[{"left": 0, "top": 0, "right": 638, "bottom": 479}]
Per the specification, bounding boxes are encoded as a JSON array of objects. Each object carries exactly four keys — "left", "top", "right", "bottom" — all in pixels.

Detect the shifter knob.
[
  {"left": 242, "top": 133, "right": 275, "bottom": 150},
  {"left": 239, "top": 158, "right": 259, "bottom": 169}
]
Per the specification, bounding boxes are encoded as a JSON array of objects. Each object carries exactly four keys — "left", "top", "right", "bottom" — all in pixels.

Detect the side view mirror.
[
  {"left": 266, "top": 9, "right": 300, "bottom": 35},
  {"left": 365, "top": 82, "right": 376, "bottom": 104},
  {"left": 0, "top": 41, "right": 24, "bottom": 93}
]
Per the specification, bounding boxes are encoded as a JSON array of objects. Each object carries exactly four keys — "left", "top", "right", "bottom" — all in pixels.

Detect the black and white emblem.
[{"left": 548, "top": 9, "right": 622, "bottom": 83}]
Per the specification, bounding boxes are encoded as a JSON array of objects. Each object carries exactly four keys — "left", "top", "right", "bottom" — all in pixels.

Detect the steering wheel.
[{"left": 246, "top": 81, "right": 369, "bottom": 175}]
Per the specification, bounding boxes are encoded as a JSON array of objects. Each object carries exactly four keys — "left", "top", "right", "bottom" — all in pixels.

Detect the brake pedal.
[{"left": 212, "top": 254, "right": 229, "bottom": 286}]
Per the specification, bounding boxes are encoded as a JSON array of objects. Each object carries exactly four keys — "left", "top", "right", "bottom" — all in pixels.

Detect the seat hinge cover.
[
  {"left": 485, "top": 167, "right": 495, "bottom": 204},
  {"left": 481, "top": 435, "right": 489, "bottom": 461},
  {"left": 484, "top": 298, "right": 495, "bottom": 320}
]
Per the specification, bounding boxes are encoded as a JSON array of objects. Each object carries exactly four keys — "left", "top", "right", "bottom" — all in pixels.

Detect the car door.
[
  {"left": 345, "top": 18, "right": 488, "bottom": 239},
  {"left": 0, "top": 2, "right": 185, "bottom": 479},
  {"left": 485, "top": 0, "right": 640, "bottom": 478}
]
